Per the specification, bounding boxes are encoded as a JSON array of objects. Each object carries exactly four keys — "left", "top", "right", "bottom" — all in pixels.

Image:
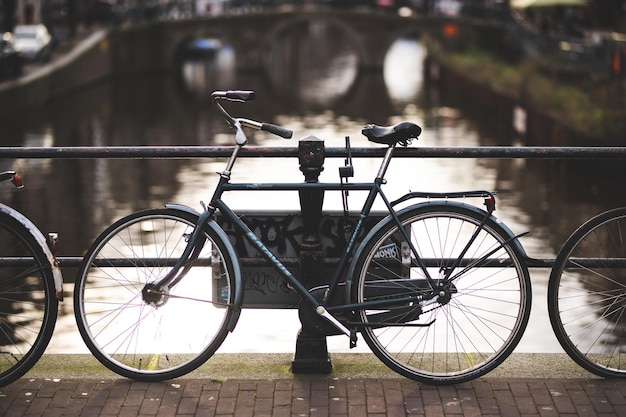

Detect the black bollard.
[{"left": 291, "top": 135, "right": 332, "bottom": 374}]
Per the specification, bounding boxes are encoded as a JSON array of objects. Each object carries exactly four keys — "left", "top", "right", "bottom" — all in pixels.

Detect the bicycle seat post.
[{"left": 376, "top": 144, "right": 396, "bottom": 181}]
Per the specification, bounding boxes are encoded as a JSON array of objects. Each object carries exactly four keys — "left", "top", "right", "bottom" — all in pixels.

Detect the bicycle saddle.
[{"left": 361, "top": 121, "right": 422, "bottom": 146}]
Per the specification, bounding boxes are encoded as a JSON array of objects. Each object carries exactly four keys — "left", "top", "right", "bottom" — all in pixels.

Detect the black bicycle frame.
[
  {"left": 155, "top": 142, "right": 501, "bottom": 337},
  {"left": 212, "top": 154, "right": 426, "bottom": 307}
]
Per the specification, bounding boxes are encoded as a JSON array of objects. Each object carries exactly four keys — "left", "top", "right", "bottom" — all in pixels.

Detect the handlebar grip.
[
  {"left": 211, "top": 90, "right": 255, "bottom": 102},
  {"left": 262, "top": 123, "right": 293, "bottom": 139},
  {"left": 225, "top": 90, "right": 255, "bottom": 101}
]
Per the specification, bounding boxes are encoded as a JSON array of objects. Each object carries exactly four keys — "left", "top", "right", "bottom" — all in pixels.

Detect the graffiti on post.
[{"left": 215, "top": 211, "right": 384, "bottom": 308}]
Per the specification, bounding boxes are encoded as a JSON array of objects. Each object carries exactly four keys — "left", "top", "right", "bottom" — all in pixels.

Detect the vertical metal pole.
[{"left": 291, "top": 135, "right": 332, "bottom": 374}]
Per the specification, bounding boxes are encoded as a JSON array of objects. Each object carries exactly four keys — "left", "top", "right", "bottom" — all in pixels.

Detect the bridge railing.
[
  {"left": 2, "top": 145, "right": 625, "bottom": 159},
  {"left": 2, "top": 144, "right": 624, "bottom": 272},
  {"left": 4, "top": 144, "right": 625, "bottom": 372}
]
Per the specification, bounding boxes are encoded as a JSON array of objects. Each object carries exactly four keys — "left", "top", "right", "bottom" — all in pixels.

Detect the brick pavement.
[{"left": 2, "top": 376, "right": 626, "bottom": 417}]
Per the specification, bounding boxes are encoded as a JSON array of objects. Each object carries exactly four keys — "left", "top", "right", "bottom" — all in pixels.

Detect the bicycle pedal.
[{"left": 349, "top": 329, "right": 358, "bottom": 349}]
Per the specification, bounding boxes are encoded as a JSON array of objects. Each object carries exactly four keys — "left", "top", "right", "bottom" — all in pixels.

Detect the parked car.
[
  {"left": 0, "top": 32, "right": 23, "bottom": 80},
  {"left": 13, "top": 24, "right": 52, "bottom": 62}
]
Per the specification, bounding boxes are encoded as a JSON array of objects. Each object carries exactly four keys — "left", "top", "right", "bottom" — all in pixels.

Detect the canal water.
[{"left": 1, "top": 35, "right": 622, "bottom": 356}]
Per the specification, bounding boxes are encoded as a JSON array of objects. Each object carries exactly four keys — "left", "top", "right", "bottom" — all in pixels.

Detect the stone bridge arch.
[
  {"left": 261, "top": 13, "right": 371, "bottom": 71},
  {"left": 163, "top": 11, "right": 449, "bottom": 73}
]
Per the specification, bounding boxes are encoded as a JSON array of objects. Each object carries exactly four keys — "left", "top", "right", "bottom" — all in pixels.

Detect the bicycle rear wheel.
[
  {"left": 548, "top": 207, "right": 626, "bottom": 378},
  {"left": 0, "top": 211, "right": 57, "bottom": 387},
  {"left": 74, "top": 208, "right": 238, "bottom": 381},
  {"left": 352, "top": 203, "right": 531, "bottom": 384}
]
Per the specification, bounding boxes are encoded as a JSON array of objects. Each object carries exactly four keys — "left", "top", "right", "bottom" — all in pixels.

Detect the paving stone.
[{"left": 1, "top": 376, "right": 626, "bottom": 416}]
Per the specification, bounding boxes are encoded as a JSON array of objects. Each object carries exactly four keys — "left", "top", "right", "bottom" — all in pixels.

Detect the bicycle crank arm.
[{"left": 316, "top": 306, "right": 352, "bottom": 338}]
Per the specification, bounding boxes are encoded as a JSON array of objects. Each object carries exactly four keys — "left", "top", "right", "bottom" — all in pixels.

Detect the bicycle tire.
[
  {"left": 548, "top": 207, "right": 626, "bottom": 378},
  {"left": 74, "top": 208, "right": 238, "bottom": 381},
  {"left": 351, "top": 202, "right": 531, "bottom": 384},
  {"left": 0, "top": 211, "right": 57, "bottom": 387}
]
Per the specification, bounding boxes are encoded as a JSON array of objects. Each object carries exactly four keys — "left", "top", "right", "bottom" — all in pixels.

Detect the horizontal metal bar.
[
  {"left": 0, "top": 256, "right": 576, "bottom": 268},
  {"left": 0, "top": 256, "right": 558, "bottom": 268},
  {"left": 1, "top": 146, "right": 626, "bottom": 159},
  {"left": 0, "top": 257, "right": 301, "bottom": 268},
  {"left": 224, "top": 182, "right": 376, "bottom": 191},
  {"left": 49, "top": 257, "right": 624, "bottom": 269}
]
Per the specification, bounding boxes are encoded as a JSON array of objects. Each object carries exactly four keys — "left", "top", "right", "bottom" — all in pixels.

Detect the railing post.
[{"left": 291, "top": 135, "right": 332, "bottom": 374}]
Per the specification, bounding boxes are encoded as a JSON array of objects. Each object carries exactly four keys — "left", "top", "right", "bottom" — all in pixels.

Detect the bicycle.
[
  {"left": 73, "top": 90, "right": 532, "bottom": 385},
  {"left": 548, "top": 207, "right": 626, "bottom": 378},
  {"left": 0, "top": 170, "right": 63, "bottom": 387}
]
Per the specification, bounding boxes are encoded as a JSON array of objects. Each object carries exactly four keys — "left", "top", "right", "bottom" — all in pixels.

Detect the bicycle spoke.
[
  {"left": 354, "top": 204, "right": 530, "bottom": 384},
  {"left": 74, "top": 209, "right": 236, "bottom": 381},
  {"left": 549, "top": 208, "right": 626, "bottom": 378},
  {"left": 0, "top": 213, "right": 56, "bottom": 387}
]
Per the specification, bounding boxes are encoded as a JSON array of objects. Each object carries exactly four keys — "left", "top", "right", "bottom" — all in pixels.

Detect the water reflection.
[
  {"left": 180, "top": 42, "right": 236, "bottom": 99},
  {"left": 384, "top": 38, "right": 425, "bottom": 109},
  {"left": 265, "top": 19, "right": 359, "bottom": 108},
  {"left": 1, "top": 36, "right": 621, "bottom": 355}
]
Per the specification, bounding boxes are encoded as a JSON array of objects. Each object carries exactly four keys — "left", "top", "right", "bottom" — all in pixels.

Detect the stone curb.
[{"left": 25, "top": 353, "right": 597, "bottom": 381}]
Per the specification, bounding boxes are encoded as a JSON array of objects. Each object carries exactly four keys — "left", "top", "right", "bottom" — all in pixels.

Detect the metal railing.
[
  {"left": 3, "top": 144, "right": 626, "bottom": 270},
  {"left": 2, "top": 145, "right": 626, "bottom": 159}
]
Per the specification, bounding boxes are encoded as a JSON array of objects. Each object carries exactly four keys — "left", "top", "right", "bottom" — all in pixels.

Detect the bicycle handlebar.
[
  {"left": 212, "top": 90, "right": 256, "bottom": 102},
  {"left": 260, "top": 122, "right": 293, "bottom": 139},
  {"left": 211, "top": 90, "right": 294, "bottom": 143}
]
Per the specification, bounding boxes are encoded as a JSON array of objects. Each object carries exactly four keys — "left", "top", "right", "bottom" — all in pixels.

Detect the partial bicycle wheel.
[
  {"left": 548, "top": 207, "right": 626, "bottom": 378},
  {"left": 74, "top": 208, "right": 238, "bottom": 381},
  {"left": 0, "top": 211, "right": 57, "bottom": 387},
  {"left": 352, "top": 202, "right": 531, "bottom": 384}
]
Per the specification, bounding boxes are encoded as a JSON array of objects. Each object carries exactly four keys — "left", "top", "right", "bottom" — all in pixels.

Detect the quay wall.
[{"left": 0, "top": 25, "right": 169, "bottom": 117}]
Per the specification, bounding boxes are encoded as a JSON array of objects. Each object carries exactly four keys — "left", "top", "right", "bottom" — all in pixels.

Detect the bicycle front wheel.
[
  {"left": 352, "top": 203, "right": 531, "bottom": 384},
  {"left": 74, "top": 208, "right": 238, "bottom": 381},
  {"left": 0, "top": 211, "right": 57, "bottom": 387},
  {"left": 548, "top": 207, "right": 626, "bottom": 378}
]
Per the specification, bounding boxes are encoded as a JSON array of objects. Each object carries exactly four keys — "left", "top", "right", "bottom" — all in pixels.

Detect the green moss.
[{"left": 423, "top": 36, "right": 625, "bottom": 140}]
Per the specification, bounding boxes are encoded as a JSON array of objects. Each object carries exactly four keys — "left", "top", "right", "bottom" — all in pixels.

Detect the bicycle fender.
[
  {"left": 345, "top": 200, "right": 528, "bottom": 298},
  {"left": 164, "top": 203, "right": 243, "bottom": 331},
  {"left": 0, "top": 203, "right": 64, "bottom": 301}
]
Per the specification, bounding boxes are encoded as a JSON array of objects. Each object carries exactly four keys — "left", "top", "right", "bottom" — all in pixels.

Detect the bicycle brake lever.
[{"left": 233, "top": 120, "right": 248, "bottom": 146}]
